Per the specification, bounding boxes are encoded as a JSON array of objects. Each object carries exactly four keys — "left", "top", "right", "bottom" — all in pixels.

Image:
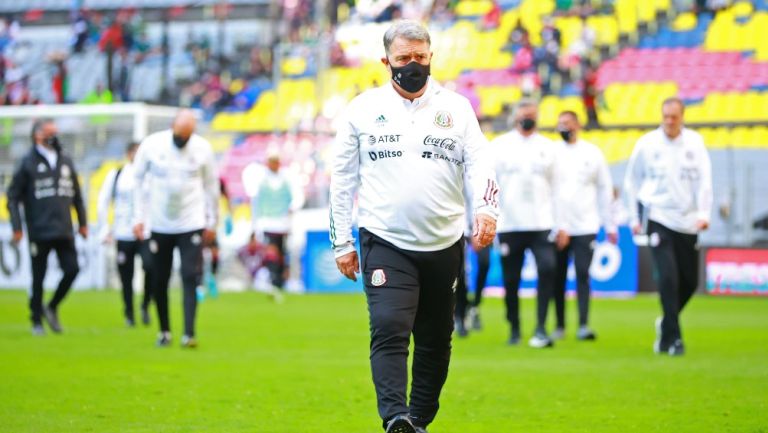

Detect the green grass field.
[{"left": 0, "top": 289, "right": 766, "bottom": 433}]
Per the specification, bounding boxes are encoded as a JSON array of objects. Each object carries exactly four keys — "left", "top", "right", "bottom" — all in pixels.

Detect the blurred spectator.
[
  {"left": 582, "top": 64, "right": 599, "bottom": 128},
  {"left": 0, "top": 15, "right": 20, "bottom": 54},
  {"left": 480, "top": 1, "right": 501, "bottom": 30},
  {"left": 237, "top": 232, "right": 266, "bottom": 281},
  {"left": 51, "top": 55, "right": 68, "bottom": 104},
  {"left": 504, "top": 18, "right": 529, "bottom": 53},
  {"left": 504, "top": 18, "right": 530, "bottom": 53},
  {"left": 71, "top": 12, "right": 89, "bottom": 54},
  {"left": 81, "top": 83, "right": 113, "bottom": 104},
  {"left": 512, "top": 40, "right": 534, "bottom": 72},
  {"left": 99, "top": 17, "right": 125, "bottom": 94}
]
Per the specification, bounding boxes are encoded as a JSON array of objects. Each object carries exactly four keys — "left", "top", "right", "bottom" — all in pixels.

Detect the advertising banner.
[
  {"left": 705, "top": 247, "right": 768, "bottom": 296},
  {"left": 303, "top": 226, "right": 637, "bottom": 295}
]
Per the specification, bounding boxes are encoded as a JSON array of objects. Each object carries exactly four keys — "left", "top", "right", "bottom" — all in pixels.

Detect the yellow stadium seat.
[
  {"left": 672, "top": 12, "right": 697, "bottom": 31},
  {"left": 455, "top": 0, "right": 494, "bottom": 17},
  {"left": 732, "top": 1, "right": 754, "bottom": 18}
]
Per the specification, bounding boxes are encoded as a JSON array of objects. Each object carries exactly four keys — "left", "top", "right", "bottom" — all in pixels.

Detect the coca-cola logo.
[{"left": 423, "top": 135, "right": 456, "bottom": 151}]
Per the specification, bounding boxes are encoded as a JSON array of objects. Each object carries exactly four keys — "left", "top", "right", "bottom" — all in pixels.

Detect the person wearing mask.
[
  {"left": 97, "top": 141, "right": 154, "bottom": 327},
  {"left": 491, "top": 99, "right": 562, "bottom": 348},
  {"left": 624, "top": 98, "right": 712, "bottom": 356},
  {"left": 132, "top": 110, "right": 219, "bottom": 348},
  {"left": 6, "top": 119, "right": 87, "bottom": 335},
  {"left": 551, "top": 111, "right": 616, "bottom": 341},
  {"left": 330, "top": 20, "right": 499, "bottom": 433}
]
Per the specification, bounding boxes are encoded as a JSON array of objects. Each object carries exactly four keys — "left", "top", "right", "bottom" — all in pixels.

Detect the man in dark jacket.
[{"left": 6, "top": 118, "right": 88, "bottom": 335}]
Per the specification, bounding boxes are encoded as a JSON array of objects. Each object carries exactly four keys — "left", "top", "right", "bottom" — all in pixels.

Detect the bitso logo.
[
  {"left": 371, "top": 269, "right": 387, "bottom": 286},
  {"left": 369, "top": 150, "right": 403, "bottom": 161},
  {"left": 434, "top": 111, "right": 453, "bottom": 129}
]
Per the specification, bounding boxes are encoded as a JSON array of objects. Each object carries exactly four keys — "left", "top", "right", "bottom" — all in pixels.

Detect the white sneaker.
[
  {"left": 528, "top": 332, "right": 554, "bottom": 348},
  {"left": 551, "top": 327, "right": 565, "bottom": 340}
]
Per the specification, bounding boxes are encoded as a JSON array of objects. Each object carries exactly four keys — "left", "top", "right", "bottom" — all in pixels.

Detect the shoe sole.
[{"left": 387, "top": 419, "right": 416, "bottom": 433}]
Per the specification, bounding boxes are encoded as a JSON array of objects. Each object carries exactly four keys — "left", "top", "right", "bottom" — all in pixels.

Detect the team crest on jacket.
[
  {"left": 371, "top": 269, "right": 387, "bottom": 287},
  {"left": 434, "top": 111, "right": 453, "bottom": 129},
  {"left": 60, "top": 165, "right": 71, "bottom": 178},
  {"left": 37, "top": 163, "right": 47, "bottom": 173}
]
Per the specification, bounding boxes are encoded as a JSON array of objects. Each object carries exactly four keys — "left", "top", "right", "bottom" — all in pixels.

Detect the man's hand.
[
  {"left": 11, "top": 230, "right": 22, "bottom": 245},
  {"left": 79, "top": 226, "right": 88, "bottom": 239},
  {"left": 470, "top": 236, "right": 486, "bottom": 252},
  {"left": 631, "top": 224, "right": 642, "bottom": 235},
  {"left": 607, "top": 231, "right": 619, "bottom": 245},
  {"left": 696, "top": 219, "right": 709, "bottom": 232},
  {"left": 555, "top": 230, "right": 570, "bottom": 251},
  {"left": 472, "top": 214, "right": 497, "bottom": 249},
  {"left": 133, "top": 223, "right": 145, "bottom": 241},
  {"left": 335, "top": 251, "right": 360, "bottom": 282},
  {"left": 203, "top": 229, "right": 216, "bottom": 246}
]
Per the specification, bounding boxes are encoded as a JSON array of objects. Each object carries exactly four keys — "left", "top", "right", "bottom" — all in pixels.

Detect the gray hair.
[
  {"left": 513, "top": 98, "right": 538, "bottom": 116},
  {"left": 383, "top": 20, "right": 431, "bottom": 55}
]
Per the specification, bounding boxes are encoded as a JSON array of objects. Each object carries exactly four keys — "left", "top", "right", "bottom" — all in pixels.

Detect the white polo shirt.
[
  {"left": 623, "top": 127, "right": 713, "bottom": 234},
  {"left": 330, "top": 79, "right": 499, "bottom": 256}
]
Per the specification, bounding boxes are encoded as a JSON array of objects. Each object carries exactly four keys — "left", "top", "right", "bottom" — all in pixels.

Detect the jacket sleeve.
[
  {"left": 132, "top": 139, "right": 151, "bottom": 227},
  {"left": 548, "top": 143, "right": 564, "bottom": 231},
  {"left": 696, "top": 139, "right": 713, "bottom": 224},
  {"left": 202, "top": 144, "right": 220, "bottom": 231},
  {"left": 96, "top": 168, "right": 117, "bottom": 240},
  {"left": 623, "top": 137, "right": 646, "bottom": 228},
  {"left": 462, "top": 101, "right": 499, "bottom": 221},
  {"left": 329, "top": 104, "right": 361, "bottom": 258},
  {"left": 6, "top": 159, "right": 28, "bottom": 233},
  {"left": 70, "top": 160, "right": 87, "bottom": 228},
  {"left": 596, "top": 151, "right": 616, "bottom": 234}
]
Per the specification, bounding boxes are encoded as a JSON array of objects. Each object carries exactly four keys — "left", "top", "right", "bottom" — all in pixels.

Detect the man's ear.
[{"left": 380, "top": 56, "right": 388, "bottom": 66}]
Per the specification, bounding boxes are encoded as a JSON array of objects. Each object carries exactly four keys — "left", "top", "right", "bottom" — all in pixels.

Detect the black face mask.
[
  {"left": 45, "top": 135, "right": 62, "bottom": 152},
  {"left": 520, "top": 118, "right": 536, "bottom": 132},
  {"left": 559, "top": 129, "right": 574, "bottom": 142},
  {"left": 390, "top": 61, "right": 430, "bottom": 93},
  {"left": 173, "top": 134, "right": 190, "bottom": 148}
]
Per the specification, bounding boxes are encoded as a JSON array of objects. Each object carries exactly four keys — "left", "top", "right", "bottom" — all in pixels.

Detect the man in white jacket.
[
  {"left": 552, "top": 111, "right": 616, "bottom": 341},
  {"left": 492, "top": 99, "right": 562, "bottom": 349},
  {"left": 624, "top": 98, "right": 712, "bottom": 356},
  {"left": 132, "top": 110, "right": 219, "bottom": 348},
  {"left": 330, "top": 21, "right": 499, "bottom": 433},
  {"left": 97, "top": 142, "right": 153, "bottom": 327}
]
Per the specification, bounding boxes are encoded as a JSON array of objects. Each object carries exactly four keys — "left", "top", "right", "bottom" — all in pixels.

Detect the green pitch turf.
[{"left": 0, "top": 290, "right": 766, "bottom": 433}]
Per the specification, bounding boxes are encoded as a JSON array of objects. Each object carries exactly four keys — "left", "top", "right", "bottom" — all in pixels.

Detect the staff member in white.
[
  {"left": 492, "top": 99, "right": 562, "bottom": 349},
  {"left": 624, "top": 97, "right": 712, "bottom": 356},
  {"left": 132, "top": 110, "right": 219, "bottom": 348},
  {"left": 551, "top": 110, "right": 616, "bottom": 341},
  {"left": 97, "top": 142, "right": 154, "bottom": 327},
  {"left": 330, "top": 21, "right": 499, "bottom": 433}
]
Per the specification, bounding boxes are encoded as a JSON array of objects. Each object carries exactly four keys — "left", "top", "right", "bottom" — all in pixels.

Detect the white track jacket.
[
  {"left": 555, "top": 139, "right": 615, "bottom": 236},
  {"left": 132, "top": 130, "right": 219, "bottom": 234},
  {"left": 330, "top": 80, "right": 499, "bottom": 257},
  {"left": 623, "top": 127, "right": 712, "bottom": 234}
]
